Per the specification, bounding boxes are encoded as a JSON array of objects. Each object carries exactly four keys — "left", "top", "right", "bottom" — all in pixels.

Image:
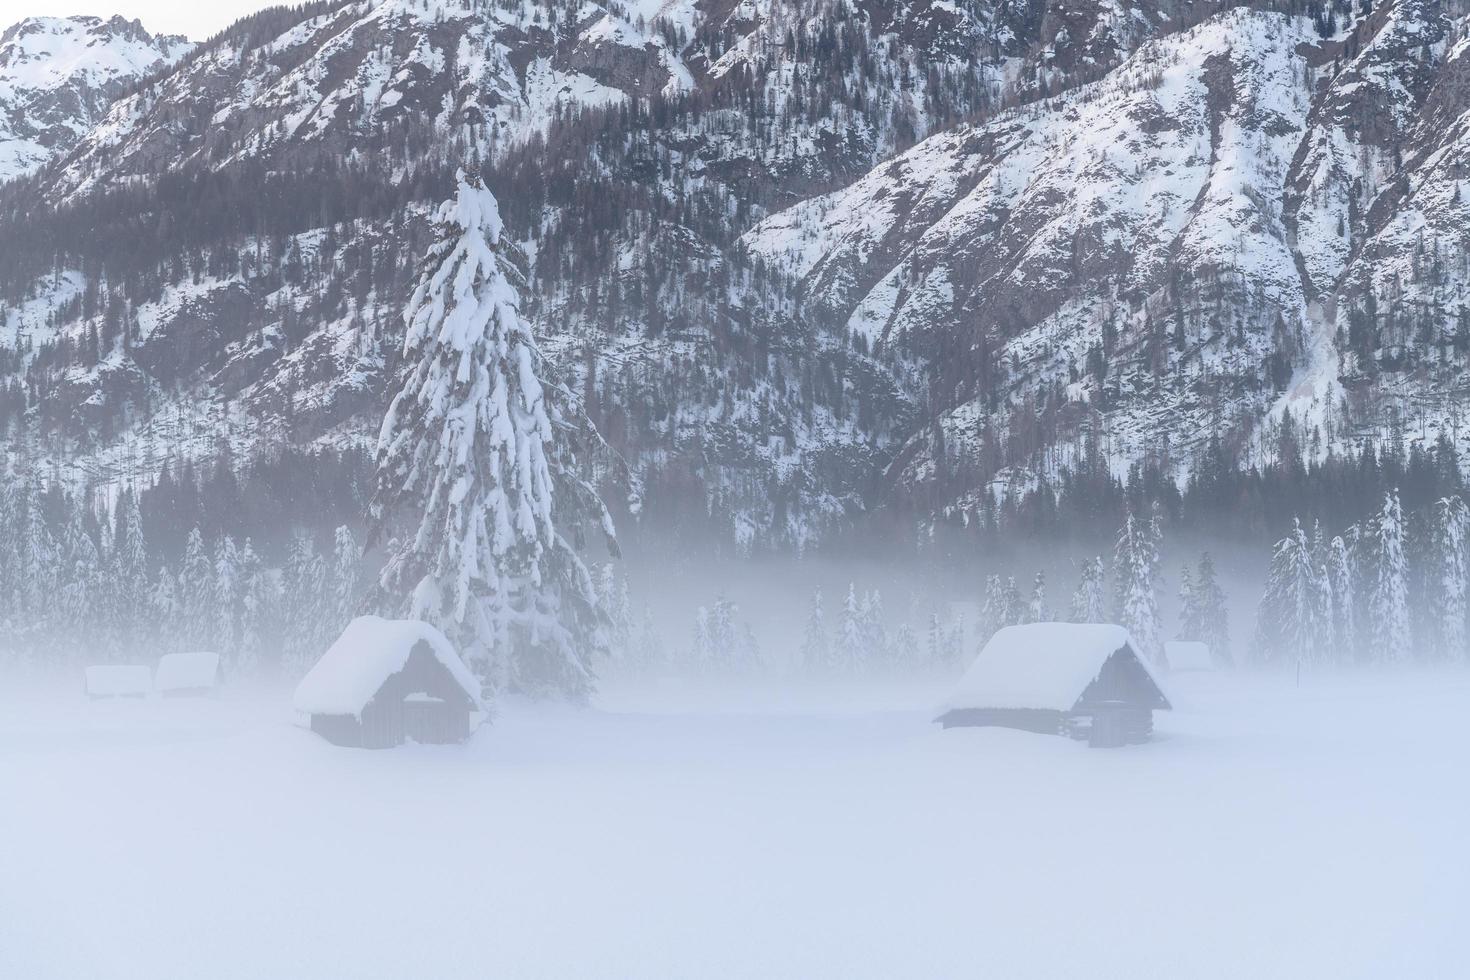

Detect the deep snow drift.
[{"left": 0, "top": 669, "right": 1465, "bottom": 979}]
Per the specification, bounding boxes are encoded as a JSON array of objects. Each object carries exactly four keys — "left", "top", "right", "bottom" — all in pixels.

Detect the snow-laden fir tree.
[
  {"left": 234, "top": 539, "right": 269, "bottom": 675},
  {"left": 800, "top": 587, "right": 828, "bottom": 673},
  {"left": 110, "top": 490, "right": 149, "bottom": 659},
  {"left": 1069, "top": 557, "right": 1107, "bottom": 623},
  {"left": 1428, "top": 496, "right": 1468, "bottom": 661},
  {"left": 1255, "top": 518, "right": 1321, "bottom": 666},
  {"left": 179, "top": 527, "right": 213, "bottom": 651},
  {"left": 14, "top": 478, "right": 59, "bottom": 635},
  {"left": 1113, "top": 510, "right": 1163, "bottom": 666},
  {"left": 1182, "top": 552, "right": 1230, "bottom": 665},
  {"left": 859, "top": 589, "right": 887, "bottom": 667},
  {"left": 690, "top": 606, "right": 712, "bottom": 666},
  {"left": 212, "top": 536, "right": 240, "bottom": 656},
  {"left": 328, "top": 524, "right": 361, "bottom": 636},
  {"left": 835, "top": 583, "right": 864, "bottom": 672},
  {"left": 148, "top": 565, "right": 180, "bottom": 655},
  {"left": 707, "top": 596, "right": 738, "bottom": 669},
  {"left": 1025, "top": 571, "right": 1048, "bottom": 624},
  {"left": 280, "top": 531, "right": 326, "bottom": 673},
  {"left": 1371, "top": 490, "right": 1411, "bottom": 664},
  {"left": 926, "top": 612, "right": 944, "bottom": 667},
  {"left": 978, "top": 574, "right": 1009, "bottom": 645},
  {"left": 58, "top": 503, "right": 103, "bottom": 660},
  {"left": 371, "top": 168, "right": 617, "bottom": 700},
  {"left": 1324, "top": 535, "right": 1355, "bottom": 662}
]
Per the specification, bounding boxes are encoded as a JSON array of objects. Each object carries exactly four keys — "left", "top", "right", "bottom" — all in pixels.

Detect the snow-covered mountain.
[
  {"left": 3, "top": 0, "right": 1470, "bottom": 550},
  {"left": 0, "top": 15, "right": 190, "bottom": 183}
]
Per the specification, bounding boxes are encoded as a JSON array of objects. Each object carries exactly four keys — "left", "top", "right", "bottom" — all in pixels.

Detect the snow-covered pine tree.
[
  {"left": 328, "top": 524, "right": 362, "bottom": 637},
  {"left": 708, "top": 595, "right": 738, "bottom": 669},
  {"left": 978, "top": 574, "right": 1008, "bottom": 645},
  {"left": 1002, "top": 577, "right": 1021, "bottom": 629},
  {"left": 111, "top": 490, "right": 150, "bottom": 659},
  {"left": 371, "top": 168, "right": 617, "bottom": 701},
  {"left": 690, "top": 606, "right": 712, "bottom": 666},
  {"left": 1176, "top": 564, "right": 1194, "bottom": 637},
  {"left": 1429, "top": 496, "right": 1468, "bottom": 661},
  {"left": 1325, "top": 535, "right": 1355, "bottom": 663},
  {"left": 1113, "top": 511, "right": 1163, "bottom": 666},
  {"left": 280, "top": 531, "right": 327, "bottom": 673},
  {"left": 212, "top": 536, "right": 240, "bottom": 657},
  {"left": 859, "top": 589, "right": 887, "bottom": 667},
  {"left": 1189, "top": 552, "right": 1230, "bottom": 666},
  {"left": 1069, "top": 557, "right": 1107, "bottom": 623},
  {"left": 148, "top": 565, "right": 180, "bottom": 655},
  {"left": 1255, "top": 518, "right": 1319, "bottom": 666},
  {"left": 179, "top": 527, "right": 214, "bottom": 651},
  {"left": 925, "top": 612, "right": 944, "bottom": 667},
  {"left": 1025, "top": 571, "right": 1048, "bottom": 623},
  {"left": 15, "top": 478, "right": 59, "bottom": 637},
  {"left": 234, "top": 539, "right": 269, "bottom": 676},
  {"left": 58, "top": 501, "right": 103, "bottom": 661},
  {"left": 800, "top": 587, "right": 828, "bottom": 673},
  {"left": 1371, "top": 490, "right": 1411, "bottom": 664},
  {"left": 835, "top": 583, "right": 864, "bottom": 672}
]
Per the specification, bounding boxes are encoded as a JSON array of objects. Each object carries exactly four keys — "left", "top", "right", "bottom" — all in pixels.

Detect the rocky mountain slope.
[
  {"left": 0, "top": 15, "right": 189, "bottom": 183},
  {"left": 2, "top": 0, "right": 1469, "bottom": 551}
]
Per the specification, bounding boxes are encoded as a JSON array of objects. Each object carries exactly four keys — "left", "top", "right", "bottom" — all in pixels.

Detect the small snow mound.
[
  {"left": 154, "top": 652, "right": 220, "bottom": 693},
  {"left": 941, "top": 623, "right": 1165, "bottom": 713},
  {"left": 293, "top": 616, "right": 482, "bottom": 718},
  {"left": 84, "top": 664, "right": 151, "bottom": 698}
]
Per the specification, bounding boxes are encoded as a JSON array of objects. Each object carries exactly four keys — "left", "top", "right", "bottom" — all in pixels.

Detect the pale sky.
[{"left": 4, "top": 1, "right": 277, "bottom": 41}]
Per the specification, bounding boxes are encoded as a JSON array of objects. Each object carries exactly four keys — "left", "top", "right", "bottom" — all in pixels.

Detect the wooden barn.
[
  {"left": 936, "top": 623, "right": 1171, "bottom": 748},
  {"left": 293, "top": 617, "right": 484, "bottom": 749}
]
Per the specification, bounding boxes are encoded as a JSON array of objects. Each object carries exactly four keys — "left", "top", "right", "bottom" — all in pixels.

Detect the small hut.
[
  {"left": 293, "top": 616, "right": 484, "bottom": 749},
  {"left": 154, "top": 652, "right": 221, "bottom": 697},
  {"left": 936, "top": 623, "right": 1170, "bottom": 748}
]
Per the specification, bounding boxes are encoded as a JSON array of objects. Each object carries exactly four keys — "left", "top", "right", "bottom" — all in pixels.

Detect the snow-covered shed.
[
  {"left": 84, "top": 665, "right": 151, "bottom": 700},
  {"left": 293, "top": 617, "right": 484, "bottom": 749},
  {"left": 937, "top": 623, "right": 1171, "bottom": 747},
  {"left": 1163, "top": 640, "right": 1215, "bottom": 673},
  {"left": 154, "top": 652, "right": 220, "bottom": 697}
]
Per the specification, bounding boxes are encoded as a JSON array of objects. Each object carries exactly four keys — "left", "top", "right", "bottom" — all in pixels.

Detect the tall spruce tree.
[
  {"left": 1113, "top": 510, "right": 1163, "bottom": 666},
  {"left": 1255, "top": 518, "right": 1320, "bottom": 666},
  {"left": 1325, "top": 535, "right": 1355, "bottom": 663},
  {"left": 800, "top": 587, "right": 828, "bottom": 673},
  {"left": 1069, "top": 557, "right": 1108, "bottom": 623},
  {"left": 179, "top": 527, "right": 214, "bottom": 650},
  {"left": 371, "top": 169, "right": 617, "bottom": 700},
  {"left": 1371, "top": 490, "right": 1411, "bottom": 664},
  {"left": 1429, "top": 496, "right": 1468, "bottom": 661}
]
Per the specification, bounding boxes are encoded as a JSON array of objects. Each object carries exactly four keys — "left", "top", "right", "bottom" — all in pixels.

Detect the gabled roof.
[
  {"left": 939, "top": 623, "right": 1169, "bottom": 714},
  {"left": 293, "top": 616, "right": 483, "bottom": 718}
]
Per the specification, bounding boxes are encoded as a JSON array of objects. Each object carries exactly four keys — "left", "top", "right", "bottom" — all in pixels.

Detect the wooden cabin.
[
  {"left": 936, "top": 623, "right": 1171, "bottom": 748},
  {"left": 293, "top": 616, "right": 484, "bottom": 749}
]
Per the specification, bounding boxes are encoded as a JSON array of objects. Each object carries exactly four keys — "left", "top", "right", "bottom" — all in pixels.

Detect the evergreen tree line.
[
  {"left": 1255, "top": 489, "right": 1470, "bottom": 666},
  {"left": 0, "top": 473, "right": 363, "bottom": 675}
]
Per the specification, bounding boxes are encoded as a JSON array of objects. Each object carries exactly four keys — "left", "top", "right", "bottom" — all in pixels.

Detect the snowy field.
[{"left": 2, "top": 670, "right": 1466, "bottom": 979}]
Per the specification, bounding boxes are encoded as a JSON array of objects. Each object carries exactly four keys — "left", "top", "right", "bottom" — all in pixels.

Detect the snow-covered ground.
[{"left": 1, "top": 670, "right": 1465, "bottom": 979}]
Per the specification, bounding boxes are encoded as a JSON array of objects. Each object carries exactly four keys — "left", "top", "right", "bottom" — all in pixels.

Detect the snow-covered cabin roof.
[
  {"left": 293, "top": 616, "right": 483, "bottom": 718},
  {"left": 84, "top": 664, "right": 151, "bottom": 698},
  {"left": 940, "top": 623, "right": 1168, "bottom": 713},
  {"left": 154, "top": 652, "right": 220, "bottom": 692},
  {"left": 1164, "top": 640, "right": 1213, "bottom": 672}
]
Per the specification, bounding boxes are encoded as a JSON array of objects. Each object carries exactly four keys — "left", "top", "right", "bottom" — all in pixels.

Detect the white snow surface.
[
  {"left": 0, "top": 670, "right": 1465, "bottom": 978},
  {"left": 153, "top": 652, "right": 220, "bottom": 693},
  {"left": 81, "top": 664, "right": 151, "bottom": 697},
  {"left": 941, "top": 622, "right": 1159, "bottom": 713},
  {"left": 292, "top": 615, "right": 482, "bottom": 717},
  {"left": 1164, "top": 640, "right": 1214, "bottom": 672}
]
